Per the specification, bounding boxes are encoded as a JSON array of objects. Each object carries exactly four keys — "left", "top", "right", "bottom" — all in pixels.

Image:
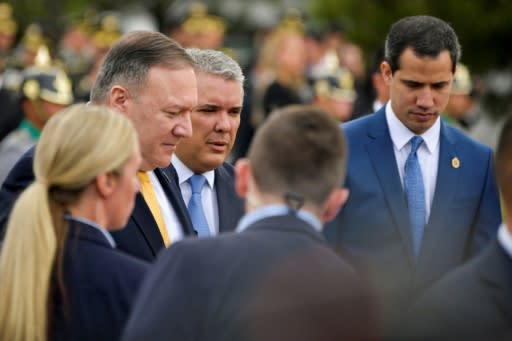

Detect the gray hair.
[
  {"left": 186, "top": 48, "right": 245, "bottom": 95},
  {"left": 91, "top": 31, "right": 195, "bottom": 103}
]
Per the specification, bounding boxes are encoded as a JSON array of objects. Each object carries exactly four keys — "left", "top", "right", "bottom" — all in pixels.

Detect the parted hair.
[
  {"left": 90, "top": 30, "right": 195, "bottom": 103},
  {"left": 248, "top": 105, "right": 347, "bottom": 207},
  {"left": 186, "top": 48, "right": 245, "bottom": 94},
  {"left": 0, "top": 104, "right": 138, "bottom": 341},
  {"left": 495, "top": 114, "right": 512, "bottom": 206},
  {"left": 384, "top": 15, "right": 461, "bottom": 73}
]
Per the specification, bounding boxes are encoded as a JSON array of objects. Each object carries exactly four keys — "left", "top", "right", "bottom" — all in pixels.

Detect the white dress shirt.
[
  {"left": 385, "top": 103, "right": 441, "bottom": 222},
  {"left": 172, "top": 156, "right": 219, "bottom": 235}
]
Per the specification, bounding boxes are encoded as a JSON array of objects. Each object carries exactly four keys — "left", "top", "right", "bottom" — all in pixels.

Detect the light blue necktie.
[
  {"left": 404, "top": 136, "right": 426, "bottom": 259},
  {"left": 187, "top": 174, "right": 210, "bottom": 237}
]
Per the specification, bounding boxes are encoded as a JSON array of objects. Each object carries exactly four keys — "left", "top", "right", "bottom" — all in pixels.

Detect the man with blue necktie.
[
  {"left": 123, "top": 105, "right": 378, "bottom": 341},
  {"left": 323, "top": 15, "right": 502, "bottom": 334},
  {"left": 169, "top": 48, "right": 244, "bottom": 237}
]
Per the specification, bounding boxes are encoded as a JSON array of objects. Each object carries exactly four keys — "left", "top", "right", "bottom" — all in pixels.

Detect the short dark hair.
[
  {"left": 495, "top": 114, "right": 512, "bottom": 206},
  {"left": 90, "top": 31, "right": 194, "bottom": 103},
  {"left": 384, "top": 15, "right": 461, "bottom": 73},
  {"left": 248, "top": 105, "right": 347, "bottom": 206}
]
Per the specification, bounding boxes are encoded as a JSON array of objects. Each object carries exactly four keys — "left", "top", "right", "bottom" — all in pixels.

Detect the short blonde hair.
[{"left": 0, "top": 103, "right": 138, "bottom": 341}]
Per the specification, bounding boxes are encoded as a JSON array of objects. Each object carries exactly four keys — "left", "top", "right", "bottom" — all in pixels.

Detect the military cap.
[
  {"left": 313, "top": 67, "right": 356, "bottom": 102},
  {"left": 451, "top": 63, "right": 472, "bottom": 95},
  {"left": 181, "top": 2, "right": 226, "bottom": 35},
  {"left": 21, "top": 47, "right": 73, "bottom": 105}
]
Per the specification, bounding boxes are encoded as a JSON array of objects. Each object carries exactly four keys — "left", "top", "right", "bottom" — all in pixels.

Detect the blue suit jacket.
[
  {"left": 53, "top": 219, "right": 149, "bottom": 340},
  {"left": 323, "top": 107, "right": 501, "bottom": 316},
  {"left": 122, "top": 214, "right": 378, "bottom": 341},
  {"left": 408, "top": 237, "right": 512, "bottom": 340}
]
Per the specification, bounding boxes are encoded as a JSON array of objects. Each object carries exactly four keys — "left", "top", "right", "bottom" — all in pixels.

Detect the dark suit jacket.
[
  {"left": 122, "top": 214, "right": 379, "bottom": 341},
  {"left": 53, "top": 219, "right": 149, "bottom": 340},
  {"left": 0, "top": 148, "right": 195, "bottom": 260},
  {"left": 323, "top": 107, "right": 502, "bottom": 321},
  {"left": 405, "top": 237, "right": 512, "bottom": 341},
  {"left": 213, "top": 163, "right": 245, "bottom": 233},
  {"left": 0, "top": 149, "right": 244, "bottom": 261}
]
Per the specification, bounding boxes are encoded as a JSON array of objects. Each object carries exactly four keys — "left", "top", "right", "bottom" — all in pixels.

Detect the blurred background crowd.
[{"left": 1, "top": 0, "right": 511, "bottom": 164}]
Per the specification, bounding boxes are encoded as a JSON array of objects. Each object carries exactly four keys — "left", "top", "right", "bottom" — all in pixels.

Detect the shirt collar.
[
  {"left": 20, "top": 119, "right": 41, "bottom": 139},
  {"left": 65, "top": 215, "right": 116, "bottom": 248},
  {"left": 235, "top": 204, "right": 322, "bottom": 233},
  {"left": 172, "top": 155, "right": 215, "bottom": 188},
  {"left": 385, "top": 102, "right": 441, "bottom": 154}
]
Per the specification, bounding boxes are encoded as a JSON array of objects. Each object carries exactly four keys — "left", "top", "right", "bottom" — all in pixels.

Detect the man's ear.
[
  {"left": 108, "top": 85, "right": 130, "bottom": 113},
  {"left": 95, "top": 172, "right": 116, "bottom": 198},
  {"left": 234, "top": 158, "right": 251, "bottom": 199},
  {"left": 380, "top": 61, "right": 393, "bottom": 85},
  {"left": 320, "top": 188, "right": 349, "bottom": 223}
]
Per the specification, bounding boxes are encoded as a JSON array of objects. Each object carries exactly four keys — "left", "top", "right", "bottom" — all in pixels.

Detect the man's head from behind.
[
  {"left": 175, "top": 48, "right": 244, "bottom": 173},
  {"left": 90, "top": 31, "right": 198, "bottom": 171},
  {"left": 236, "top": 105, "right": 348, "bottom": 223}
]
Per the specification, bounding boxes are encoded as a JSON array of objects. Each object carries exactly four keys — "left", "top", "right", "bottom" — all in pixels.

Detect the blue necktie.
[
  {"left": 187, "top": 174, "right": 210, "bottom": 237},
  {"left": 404, "top": 136, "right": 426, "bottom": 259}
]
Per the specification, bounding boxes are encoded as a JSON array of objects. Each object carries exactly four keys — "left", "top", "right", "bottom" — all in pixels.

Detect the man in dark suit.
[
  {"left": 403, "top": 113, "right": 512, "bottom": 341},
  {"left": 122, "top": 105, "right": 379, "bottom": 341},
  {"left": 169, "top": 48, "right": 244, "bottom": 237},
  {"left": 323, "top": 15, "right": 502, "bottom": 331},
  {"left": 0, "top": 31, "right": 199, "bottom": 261}
]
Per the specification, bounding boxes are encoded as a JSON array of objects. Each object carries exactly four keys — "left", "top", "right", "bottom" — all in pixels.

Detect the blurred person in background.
[
  {"left": 311, "top": 69, "right": 356, "bottom": 122},
  {"left": 262, "top": 13, "right": 312, "bottom": 117},
  {"left": 165, "top": 2, "right": 226, "bottom": 51},
  {"left": 442, "top": 63, "right": 481, "bottom": 131},
  {"left": 0, "top": 47, "right": 74, "bottom": 183}
]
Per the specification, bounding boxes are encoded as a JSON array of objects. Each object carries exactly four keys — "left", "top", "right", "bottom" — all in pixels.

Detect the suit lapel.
[
  {"left": 156, "top": 167, "right": 196, "bottom": 236},
  {"left": 416, "top": 124, "right": 460, "bottom": 275},
  {"left": 365, "top": 109, "right": 415, "bottom": 265},
  {"left": 130, "top": 193, "right": 165, "bottom": 253},
  {"left": 215, "top": 165, "right": 244, "bottom": 233}
]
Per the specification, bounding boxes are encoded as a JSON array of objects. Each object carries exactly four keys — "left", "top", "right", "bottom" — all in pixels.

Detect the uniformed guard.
[{"left": 0, "top": 46, "right": 74, "bottom": 183}]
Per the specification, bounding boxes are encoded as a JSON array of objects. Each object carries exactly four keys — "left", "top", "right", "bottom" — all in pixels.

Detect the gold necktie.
[{"left": 137, "top": 171, "right": 171, "bottom": 246}]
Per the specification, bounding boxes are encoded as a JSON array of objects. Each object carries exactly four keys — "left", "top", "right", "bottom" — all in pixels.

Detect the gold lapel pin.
[{"left": 451, "top": 157, "right": 460, "bottom": 169}]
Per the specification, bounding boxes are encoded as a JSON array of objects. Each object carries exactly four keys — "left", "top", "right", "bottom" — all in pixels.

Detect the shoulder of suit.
[{"left": 442, "top": 122, "right": 492, "bottom": 153}]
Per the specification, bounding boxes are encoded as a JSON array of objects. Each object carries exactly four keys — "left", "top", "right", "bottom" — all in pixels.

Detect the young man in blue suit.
[
  {"left": 323, "top": 15, "right": 501, "bottom": 331},
  {"left": 405, "top": 114, "right": 512, "bottom": 341},
  {"left": 169, "top": 48, "right": 244, "bottom": 237},
  {"left": 122, "top": 105, "right": 379, "bottom": 341},
  {"left": 0, "top": 31, "right": 199, "bottom": 261}
]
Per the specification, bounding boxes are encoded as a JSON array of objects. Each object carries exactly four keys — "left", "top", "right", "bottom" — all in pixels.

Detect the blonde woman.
[{"left": 0, "top": 104, "right": 149, "bottom": 340}]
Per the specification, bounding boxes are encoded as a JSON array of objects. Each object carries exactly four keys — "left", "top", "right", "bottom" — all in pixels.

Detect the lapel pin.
[{"left": 451, "top": 157, "right": 460, "bottom": 169}]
